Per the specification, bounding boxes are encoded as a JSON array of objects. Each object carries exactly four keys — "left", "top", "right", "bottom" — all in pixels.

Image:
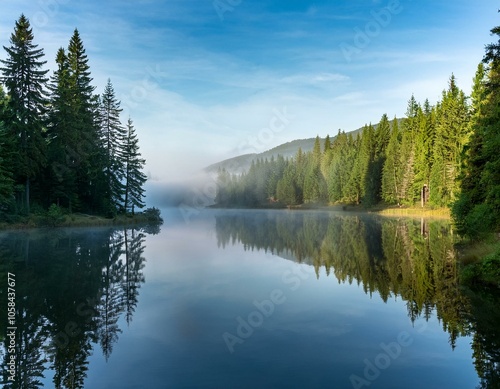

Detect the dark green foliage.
[
  {"left": 0, "top": 14, "right": 49, "bottom": 213},
  {"left": 142, "top": 207, "right": 163, "bottom": 223},
  {"left": 0, "top": 227, "right": 149, "bottom": 388},
  {"left": 0, "top": 16, "right": 148, "bottom": 220},
  {"left": 382, "top": 117, "right": 401, "bottom": 203},
  {"left": 277, "top": 163, "right": 301, "bottom": 207},
  {"left": 123, "top": 119, "right": 147, "bottom": 214},
  {"left": 0, "top": 117, "right": 14, "bottom": 213},
  {"left": 46, "top": 47, "right": 80, "bottom": 211},
  {"left": 430, "top": 75, "right": 470, "bottom": 206},
  {"left": 215, "top": 86, "right": 472, "bottom": 210},
  {"left": 452, "top": 22, "right": 500, "bottom": 237},
  {"left": 100, "top": 79, "right": 127, "bottom": 214},
  {"left": 45, "top": 203, "right": 65, "bottom": 227},
  {"left": 66, "top": 29, "right": 104, "bottom": 213}
]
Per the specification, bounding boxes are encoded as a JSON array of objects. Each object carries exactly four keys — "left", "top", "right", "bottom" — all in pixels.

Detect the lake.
[{"left": 1, "top": 208, "right": 499, "bottom": 389}]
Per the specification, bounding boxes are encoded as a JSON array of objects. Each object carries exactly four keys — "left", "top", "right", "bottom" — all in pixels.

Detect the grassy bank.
[{"left": 368, "top": 205, "right": 451, "bottom": 219}]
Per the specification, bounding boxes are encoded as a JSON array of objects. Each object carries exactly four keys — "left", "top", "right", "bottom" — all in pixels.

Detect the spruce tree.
[
  {"left": 277, "top": 163, "right": 299, "bottom": 207},
  {"left": 0, "top": 14, "right": 49, "bottom": 213},
  {"left": 412, "top": 100, "right": 435, "bottom": 204},
  {"left": 430, "top": 75, "right": 470, "bottom": 206},
  {"left": 361, "top": 123, "right": 379, "bottom": 206},
  {"left": 100, "top": 79, "right": 127, "bottom": 214},
  {"left": 399, "top": 96, "right": 420, "bottom": 203},
  {"left": 66, "top": 29, "right": 103, "bottom": 212},
  {"left": 0, "top": 121, "right": 14, "bottom": 212},
  {"left": 46, "top": 48, "right": 79, "bottom": 210},
  {"left": 328, "top": 130, "right": 349, "bottom": 202},
  {"left": 0, "top": 87, "right": 14, "bottom": 212},
  {"left": 382, "top": 117, "right": 402, "bottom": 204},
  {"left": 123, "top": 118, "right": 147, "bottom": 214},
  {"left": 453, "top": 22, "right": 500, "bottom": 237}
]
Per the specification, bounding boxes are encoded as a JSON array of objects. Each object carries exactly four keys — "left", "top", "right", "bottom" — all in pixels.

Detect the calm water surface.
[{"left": 1, "top": 208, "right": 499, "bottom": 388}]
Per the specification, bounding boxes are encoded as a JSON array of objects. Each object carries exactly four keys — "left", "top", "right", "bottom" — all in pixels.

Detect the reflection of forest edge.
[
  {"left": 0, "top": 226, "right": 149, "bottom": 389},
  {"left": 215, "top": 210, "right": 500, "bottom": 389}
]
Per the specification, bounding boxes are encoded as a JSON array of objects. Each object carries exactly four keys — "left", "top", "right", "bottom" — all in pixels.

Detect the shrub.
[
  {"left": 142, "top": 207, "right": 163, "bottom": 223},
  {"left": 45, "top": 204, "right": 65, "bottom": 227}
]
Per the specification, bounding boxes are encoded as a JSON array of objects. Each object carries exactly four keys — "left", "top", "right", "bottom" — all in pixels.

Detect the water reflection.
[
  {"left": 1, "top": 210, "right": 499, "bottom": 388},
  {"left": 215, "top": 210, "right": 500, "bottom": 389},
  {"left": 0, "top": 226, "right": 150, "bottom": 389}
]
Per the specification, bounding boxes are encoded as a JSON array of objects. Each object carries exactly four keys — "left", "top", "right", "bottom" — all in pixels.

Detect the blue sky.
[{"left": 0, "top": 0, "right": 498, "bottom": 184}]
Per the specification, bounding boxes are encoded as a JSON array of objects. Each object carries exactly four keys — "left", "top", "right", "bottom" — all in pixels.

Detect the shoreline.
[
  {"left": 209, "top": 203, "right": 451, "bottom": 219},
  {"left": 0, "top": 212, "right": 161, "bottom": 231}
]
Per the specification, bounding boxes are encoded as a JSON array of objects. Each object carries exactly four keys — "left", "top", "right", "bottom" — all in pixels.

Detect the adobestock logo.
[
  {"left": 222, "top": 265, "right": 312, "bottom": 354},
  {"left": 349, "top": 320, "right": 427, "bottom": 388}
]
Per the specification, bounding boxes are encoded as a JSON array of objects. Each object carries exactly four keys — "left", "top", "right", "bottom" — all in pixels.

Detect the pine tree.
[
  {"left": 430, "top": 75, "right": 470, "bottom": 206},
  {"left": 0, "top": 122, "right": 14, "bottom": 213},
  {"left": 277, "top": 163, "right": 300, "bottom": 207},
  {"left": 412, "top": 100, "right": 435, "bottom": 205},
  {"left": 321, "top": 134, "right": 333, "bottom": 179},
  {"left": 382, "top": 117, "right": 401, "bottom": 204},
  {"left": 0, "top": 88, "right": 14, "bottom": 211},
  {"left": 66, "top": 29, "right": 103, "bottom": 212},
  {"left": 453, "top": 23, "right": 500, "bottom": 237},
  {"left": 123, "top": 118, "right": 147, "bottom": 214},
  {"left": 328, "top": 130, "right": 349, "bottom": 202},
  {"left": 399, "top": 96, "right": 420, "bottom": 203},
  {"left": 373, "top": 115, "right": 392, "bottom": 203},
  {"left": 46, "top": 47, "right": 80, "bottom": 211},
  {"left": 375, "top": 114, "right": 391, "bottom": 155},
  {"left": 100, "top": 79, "right": 127, "bottom": 214},
  {"left": 0, "top": 14, "right": 49, "bottom": 213},
  {"left": 459, "top": 63, "right": 487, "bottom": 205},
  {"left": 361, "top": 123, "right": 379, "bottom": 206},
  {"left": 344, "top": 134, "right": 363, "bottom": 204}
]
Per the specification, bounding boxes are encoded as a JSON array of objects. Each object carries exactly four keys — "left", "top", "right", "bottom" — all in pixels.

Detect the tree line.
[
  {"left": 216, "top": 75, "right": 470, "bottom": 210},
  {"left": 0, "top": 15, "right": 147, "bottom": 219},
  {"left": 215, "top": 16, "right": 500, "bottom": 239}
]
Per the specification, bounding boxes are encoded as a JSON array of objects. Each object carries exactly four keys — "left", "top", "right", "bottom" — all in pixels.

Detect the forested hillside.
[
  {"left": 215, "top": 17, "right": 500, "bottom": 241},
  {"left": 215, "top": 80, "right": 470, "bottom": 210},
  {"left": 0, "top": 15, "right": 147, "bottom": 220}
]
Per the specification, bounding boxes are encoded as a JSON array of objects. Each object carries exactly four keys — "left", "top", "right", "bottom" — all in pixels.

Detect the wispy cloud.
[{"left": 0, "top": 0, "right": 498, "bottom": 184}]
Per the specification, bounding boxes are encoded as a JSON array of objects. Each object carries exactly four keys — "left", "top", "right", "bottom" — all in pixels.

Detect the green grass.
[{"left": 373, "top": 205, "right": 450, "bottom": 219}]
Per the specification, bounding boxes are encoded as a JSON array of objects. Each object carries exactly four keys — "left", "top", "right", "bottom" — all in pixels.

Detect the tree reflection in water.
[
  {"left": 0, "top": 226, "right": 149, "bottom": 389},
  {"left": 215, "top": 210, "right": 500, "bottom": 389}
]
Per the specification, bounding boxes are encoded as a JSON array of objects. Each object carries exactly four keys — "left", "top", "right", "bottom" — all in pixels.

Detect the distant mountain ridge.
[{"left": 205, "top": 119, "right": 401, "bottom": 175}]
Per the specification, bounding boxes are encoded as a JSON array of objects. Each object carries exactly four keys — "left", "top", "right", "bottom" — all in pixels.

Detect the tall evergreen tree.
[
  {"left": 453, "top": 22, "right": 500, "bottom": 237},
  {"left": 100, "top": 79, "right": 126, "bottom": 214},
  {"left": 361, "top": 123, "right": 379, "bottom": 206},
  {"left": 382, "top": 117, "right": 402, "bottom": 204},
  {"left": 430, "top": 75, "right": 470, "bottom": 206},
  {"left": 399, "top": 96, "right": 420, "bottom": 203},
  {"left": 0, "top": 14, "right": 49, "bottom": 213},
  {"left": 412, "top": 100, "right": 435, "bottom": 204},
  {"left": 0, "top": 88, "right": 14, "bottom": 212},
  {"left": 66, "top": 29, "right": 103, "bottom": 212},
  {"left": 123, "top": 118, "right": 147, "bottom": 214},
  {"left": 344, "top": 133, "right": 363, "bottom": 204},
  {"left": 277, "top": 162, "right": 300, "bottom": 207},
  {"left": 46, "top": 47, "right": 79, "bottom": 210}
]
